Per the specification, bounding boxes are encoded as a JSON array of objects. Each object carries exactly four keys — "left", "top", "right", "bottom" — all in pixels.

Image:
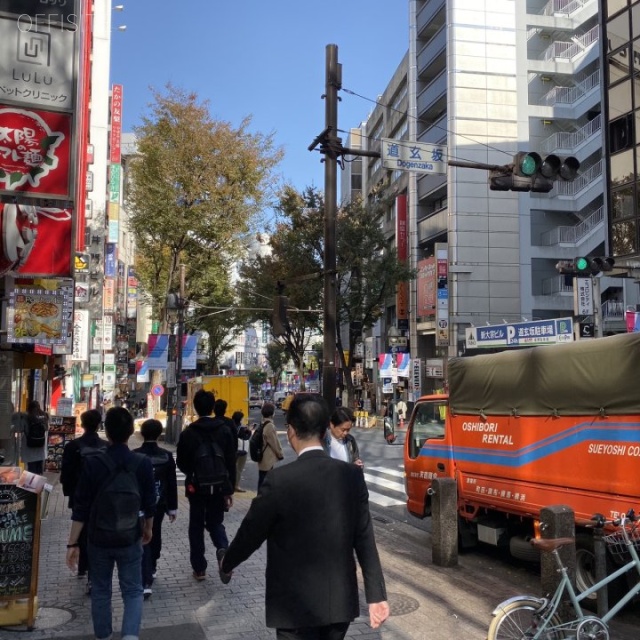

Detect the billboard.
[
  {"left": 416, "top": 257, "right": 436, "bottom": 318},
  {"left": 465, "top": 317, "right": 574, "bottom": 349}
]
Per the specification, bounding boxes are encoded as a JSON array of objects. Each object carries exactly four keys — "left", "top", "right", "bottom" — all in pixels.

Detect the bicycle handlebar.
[{"left": 590, "top": 509, "right": 637, "bottom": 529}]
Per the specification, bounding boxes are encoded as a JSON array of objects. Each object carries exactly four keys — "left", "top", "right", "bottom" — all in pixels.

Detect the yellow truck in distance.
[{"left": 184, "top": 375, "right": 249, "bottom": 425}]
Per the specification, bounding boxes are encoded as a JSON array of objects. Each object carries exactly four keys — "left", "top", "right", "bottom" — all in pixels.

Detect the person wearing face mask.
[{"left": 324, "top": 407, "right": 363, "bottom": 469}]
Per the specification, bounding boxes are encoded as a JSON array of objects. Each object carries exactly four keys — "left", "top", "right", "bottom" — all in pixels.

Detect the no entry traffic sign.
[{"left": 151, "top": 384, "right": 164, "bottom": 397}]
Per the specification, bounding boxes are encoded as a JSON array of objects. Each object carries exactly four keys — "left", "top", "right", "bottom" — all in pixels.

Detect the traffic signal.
[
  {"left": 489, "top": 152, "right": 581, "bottom": 192},
  {"left": 575, "top": 256, "right": 615, "bottom": 276},
  {"left": 272, "top": 295, "right": 289, "bottom": 337}
]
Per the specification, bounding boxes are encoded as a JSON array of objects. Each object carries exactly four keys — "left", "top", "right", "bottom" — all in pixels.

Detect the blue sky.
[{"left": 110, "top": 1, "right": 408, "bottom": 196}]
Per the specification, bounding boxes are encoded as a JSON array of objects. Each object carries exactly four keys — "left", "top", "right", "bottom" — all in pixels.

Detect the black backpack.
[
  {"left": 88, "top": 453, "right": 144, "bottom": 547},
  {"left": 147, "top": 450, "right": 172, "bottom": 505},
  {"left": 26, "top": 414, "right": 47, "bottom": 448},
  {"left": 249, "top": 422, "right": 266, "bottom": 462},
  {"left": 192, "top": 431, "right": 229, "bottom": 495}
]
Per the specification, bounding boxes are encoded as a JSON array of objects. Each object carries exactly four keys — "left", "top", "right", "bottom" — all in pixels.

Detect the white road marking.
[
  {"left": 366, "top": 466, "right": 405, "bottom": 479},
  {"left": 364, "top": 473, "right": 406, "bottom": 495},
  {"left": 366, "top": 489, "right": 406, "bottom": 507}
]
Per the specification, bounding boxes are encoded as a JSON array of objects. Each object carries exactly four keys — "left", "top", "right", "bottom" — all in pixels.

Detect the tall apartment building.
[{"left": 348, "top": 0, "right": 639, "bottom": 399}]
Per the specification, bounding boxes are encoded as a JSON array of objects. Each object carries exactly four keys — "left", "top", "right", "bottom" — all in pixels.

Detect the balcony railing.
[
  {"left": 539, "top": 69, "right": 599, "bottom": 107},
  {"left": 539, "top": 205, "right": 604, "bottom": 246},
  {"left": 554, "top": 159, "right": 603, "bottom": 196},
  {"left": 540, "top": 113, "right": 601, "bottom": 154},
  {"left": 542, "top": 25, "right": 598, "bottom": 62},
  {"left": 542, "top": 0, "right": 589, "bottom": 16},
  {"left": 542, "top": 275, "right": 574, "bottom": 295},
  {"left": 602, "top": 300, "right": 625, "bottom": 320}
]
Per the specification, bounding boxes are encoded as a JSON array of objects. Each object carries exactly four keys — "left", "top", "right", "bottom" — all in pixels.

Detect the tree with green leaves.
[
  {"left": 266, "top": 341, "right": 288, "bottom": 392},
  {"left": 125, "top": 84, "right": 282, "bottom": 327},
  {"left": 238, "top": 186, "right": 414, "bottom": 406}
]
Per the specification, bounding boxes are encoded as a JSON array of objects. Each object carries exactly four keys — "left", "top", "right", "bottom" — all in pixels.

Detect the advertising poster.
[
  {"left": 395, "top": 195, "right": 408, "bottom": 330},
  {"left": 45, "top": 415, "right": 75, "bottom": 472},
  {"left": 6, "top": 276, "right": 73, "bottom": 345},
  {"left": 0, "top": 204, "right": 72, "bottom": 277},
  {"left": 70, "top": 309, "right": 89, "bottom": 362},
  {"left": 416, "top": 257, "right": 436, "bottom": 317},
  {"left": 147, "top": 334, "right": 169, "bottom": 370},
  {"left": 0, "top": 106, "right": 72, "bottom": 197}
]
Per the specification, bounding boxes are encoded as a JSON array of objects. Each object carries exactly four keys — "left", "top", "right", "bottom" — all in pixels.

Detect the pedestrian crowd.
[{"left": 57, "top": 391, "right": 387, "bottom": 640}]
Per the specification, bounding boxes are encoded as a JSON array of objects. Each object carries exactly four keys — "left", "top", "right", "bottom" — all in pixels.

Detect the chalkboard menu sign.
[
  {"left": 0, "top": 486, "right": 38, "bottom": 598},
  {"left": 45, "top": 416, "right": 76, "bottom": 472}
]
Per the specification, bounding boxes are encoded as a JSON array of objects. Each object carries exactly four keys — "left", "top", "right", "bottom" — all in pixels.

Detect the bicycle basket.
[{"left": 603, "top": 523, "right": 640, "bottom": 563}]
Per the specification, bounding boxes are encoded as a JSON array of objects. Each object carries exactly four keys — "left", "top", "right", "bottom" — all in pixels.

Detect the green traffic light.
[
  {"left": 520, "top": 154, "right": 537, "bottom": 176},
  {"left": 575, "top": 257, "right": 589, "bottom": 272}
]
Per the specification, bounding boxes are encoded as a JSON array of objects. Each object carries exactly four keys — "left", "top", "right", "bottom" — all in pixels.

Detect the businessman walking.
[{"left": 219, "top": 393, "right": 389, "bottom": 639}]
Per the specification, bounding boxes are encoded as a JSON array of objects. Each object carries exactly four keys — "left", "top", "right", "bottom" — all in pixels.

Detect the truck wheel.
[
  {"left": 575, "top": 533, "right": 625, "bottom": 608},
  {"left": 509, "top": 535, "right": 541, "bottom": 563}
]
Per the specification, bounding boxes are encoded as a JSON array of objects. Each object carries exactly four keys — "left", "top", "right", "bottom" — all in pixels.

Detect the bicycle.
[{"left": 487, "top": 510, "right": 640, "bottom": 640}]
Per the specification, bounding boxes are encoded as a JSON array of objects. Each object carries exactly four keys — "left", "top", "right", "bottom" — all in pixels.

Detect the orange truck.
[{"left": 405, "top": 332, "right": 640, "bottom": 598}]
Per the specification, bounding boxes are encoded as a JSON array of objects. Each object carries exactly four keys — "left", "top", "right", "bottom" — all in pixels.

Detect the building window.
[
  {"left": 351, "top": 174, "right": 362, "bottom": 190},
  {"left": 611, "top": 219, "right": 637, "bottom": 256},
  {"left": 609, "top": 47, "right": 630, "bottom": 85},
  {"left": 608, "top": 11, "right": 631, "bottom": 52},
  {"left": 608, "top": 80, "right": 633, "bottom": 118},
  {"left": 610, "top": 148, "right": 634, "bottom": 185},
  {"left": 607, "top": 0, "right": 629, "bottom": 19},
  {"left": 609, "top": 113, "right": 634, "bottom": 153},
  {"left": 611, "top": 184, "right": 635, "bottom": 219}
]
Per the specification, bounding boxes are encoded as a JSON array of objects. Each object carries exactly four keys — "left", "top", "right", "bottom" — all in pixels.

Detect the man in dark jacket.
[
  {"left": 177, "top": 389, "right": 236, "bottom": 580},
  {"left": 219, "top": 393, "right": 389, "bottom": 639},
  {"left": 60, "top": 409, "right": 108, "bottom": 582},
  {"left": 133, "top": 418, "right": 178, "bottom": 598},
  {"left": 66, "top": 407, "right": 156, "bottom": 640}
]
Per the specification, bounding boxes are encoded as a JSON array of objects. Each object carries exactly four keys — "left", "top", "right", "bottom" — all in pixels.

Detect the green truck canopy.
[{"left": 448, "top": 332, "right": 640, "bottom": 417}]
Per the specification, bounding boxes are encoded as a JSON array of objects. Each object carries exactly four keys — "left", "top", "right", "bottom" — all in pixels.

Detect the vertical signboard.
[
  {"left": 411, "top": 357, "right": 422, "bottom": 402},
  {"left": 416, "top": 257, "right": 436, "bottom": 318},
  {"left": 574, "top": 277, "right": 594, "bottom": 316},
  {"left": 435, "top": 243, "right": 449, "bottom": 347},
  {"left": 109, "top": 85, "right": 123, "bottom": 164},
  {"left": 70, "top": 308, "right": 88, "bottom": 362},
  {"left": 395, "top": 194, "right": 408, "bottom": 331}
]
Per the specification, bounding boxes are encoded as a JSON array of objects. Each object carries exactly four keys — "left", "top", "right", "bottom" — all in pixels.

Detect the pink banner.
[
  {"left": 626, "top": 310, "right": 640, "bottom": 332},
  {"left": 416, "top": 257, "right": 436, "bottom": 317}
]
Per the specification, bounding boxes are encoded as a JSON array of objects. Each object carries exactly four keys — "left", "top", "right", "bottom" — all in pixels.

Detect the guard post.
[{"left": 431, "top": 477, "right": 458, "bottom": 567}]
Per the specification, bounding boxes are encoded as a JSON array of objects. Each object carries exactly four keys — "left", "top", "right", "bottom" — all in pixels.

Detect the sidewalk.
[{"left": 6, "top": 432, "right": 639, "bottom": 640}]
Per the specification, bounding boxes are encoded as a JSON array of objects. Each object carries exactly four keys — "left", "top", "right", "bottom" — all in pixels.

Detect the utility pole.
[
  {"left": 322, "top": 44, "right": 340, "bottom": 410},
  {"left": 174, "top": 263, "right": 186, "bottom": 439}
]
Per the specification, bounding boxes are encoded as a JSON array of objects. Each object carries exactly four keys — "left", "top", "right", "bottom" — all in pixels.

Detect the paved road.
[{"left": 3, "top": 420, "right": 638, "bottom": 640}]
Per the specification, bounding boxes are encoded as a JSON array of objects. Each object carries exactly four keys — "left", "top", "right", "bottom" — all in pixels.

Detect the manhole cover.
[
  {"left": 1, "top": 606, "right": 74, "bottom": 631},
  {"left": 360, "top": 592, "right": 420, "bottom": 617}
]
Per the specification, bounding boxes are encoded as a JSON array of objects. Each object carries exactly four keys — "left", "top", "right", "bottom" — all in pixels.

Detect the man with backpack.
[
  {"left": 133, "top": 419, "right": 178, "bottom": 599},
  {"left": 255, "top": 402, "right": 284, "bottom": 490},
  {"left": 176, "top": 389, "right": 236, "bottom": 581},
  {"left": 60, "top": 409, "right": 108, "bottom": 589},
  {"left": 66, "top": 407, "right": 156, "bottom": 640}
]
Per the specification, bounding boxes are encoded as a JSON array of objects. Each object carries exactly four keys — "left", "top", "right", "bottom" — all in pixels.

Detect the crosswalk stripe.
[
  {"left": 366, "top": 466, "right": 405, "bottom": 479},
  {"left": 366, "top": 489, "right": 406, "bottom": 507},
  {"left": 363, "top": 473, "right": 406, "bottom": 495}
]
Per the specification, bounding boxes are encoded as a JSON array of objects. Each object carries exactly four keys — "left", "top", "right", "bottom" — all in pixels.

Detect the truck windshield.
[{"left": 408, "top": 401, "right": 447, "bottom": 458}]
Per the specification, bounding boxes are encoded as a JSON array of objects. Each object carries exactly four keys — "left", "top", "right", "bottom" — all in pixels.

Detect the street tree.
[
  {"left": 265, "top": 341, "right": 288, "bottom": 393},
  {"left": 125, "top": 84, "right": 282, "bottom": 328},
  {"left": 239, "top": 185, "right": 414, "bottom": 406}
]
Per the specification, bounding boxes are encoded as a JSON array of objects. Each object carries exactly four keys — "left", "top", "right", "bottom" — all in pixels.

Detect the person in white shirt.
[{"left": 324, "top": 407, "right": 363, "bottom": 468}]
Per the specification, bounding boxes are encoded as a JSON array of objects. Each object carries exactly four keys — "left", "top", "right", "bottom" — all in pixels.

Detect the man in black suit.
[{"left": 219, "top": 393, "right": 389, "bottom": 640}]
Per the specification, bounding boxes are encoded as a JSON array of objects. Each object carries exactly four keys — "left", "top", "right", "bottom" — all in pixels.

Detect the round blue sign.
[{"left": 151, "top": 384, "right": 164, "bottom": 397}]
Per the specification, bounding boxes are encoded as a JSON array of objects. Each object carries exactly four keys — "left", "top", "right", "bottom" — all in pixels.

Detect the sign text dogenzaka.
[{"left": 381, "top": 138, "right": 447, "bottom": 175}]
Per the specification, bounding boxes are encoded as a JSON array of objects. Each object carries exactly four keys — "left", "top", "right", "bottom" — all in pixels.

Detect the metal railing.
[
  {"left": 542, "top": 25, "right": 599, "bottom": 62},
  {"left": 554, "top": 159, "right": 603, "bottom": 196},
  {"left": 539, "top": 205, "right": 604, "bottom": 246},
  {"left": 542, "top": 275, "right": 574, "bottom": 295},
  {"left": 540, "top": 113, "right": 601, "bottom": 154},
  {"left": 542, "top": 0, "right": 589, "bottom": 16},
  {"left": 540, "top": 69, "right": 599, "bottom": 107},
  {"left": 602, "top": 300, "right": 625, "bottom": 320}
]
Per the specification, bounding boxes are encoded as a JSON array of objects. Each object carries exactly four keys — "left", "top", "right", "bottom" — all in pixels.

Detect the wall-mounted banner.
[
  {"left": 435, "top": 244, "right": 449, "bottom": 347},
  {"left": 109, "top": 164, "right": 121, "bottom": 203},
  {"left": 105, "top": 243, "right": 116, "bottom": 277},
  {"left": 70, "top": 309, "right": 89, "bottom": 362},
  {"left": 181, "top": 334, "right": 198, "bottom": 370},
  {"left": 416, "top": 257, "right": 436, "bottom": 318},
  {"left": 378, "top": 353, "right": 393, "bottom": 378},
  {"left": 74, "top": 281, "right": 89, "bottom": 303},
  {"left": 136, "top": 359, "right": 149, "bottom": 383},
  {"left": 103, "top": 278, "right": 114, "bottom": 312},
  {"left": 396, "top": 353, "right": 410, "bottom": 378},
  {"left": 0, "top": 204, "right": 72, "bottom": 276},
  {"left": 0, "top": 106, "right": 72, "bottom": 197},
  {"left": 110, "top": 85, "right": 123, "bottom": 164},
  {"left": 147, "top": 334, "right": 169, "bottom": 370},
  {"left": 465, "top": 317, "right": 574, "bottom": 349},
  {"left": 395, "top": 194, "right": 408, "bottom": 330},
  {"left": 626, "top": 310, "right": 640, "bottom": 333}
]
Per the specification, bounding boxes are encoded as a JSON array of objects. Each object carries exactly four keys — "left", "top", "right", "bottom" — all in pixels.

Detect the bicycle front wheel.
[{"left": 488, "top": 598, "right": 564, "bottom": 640}]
